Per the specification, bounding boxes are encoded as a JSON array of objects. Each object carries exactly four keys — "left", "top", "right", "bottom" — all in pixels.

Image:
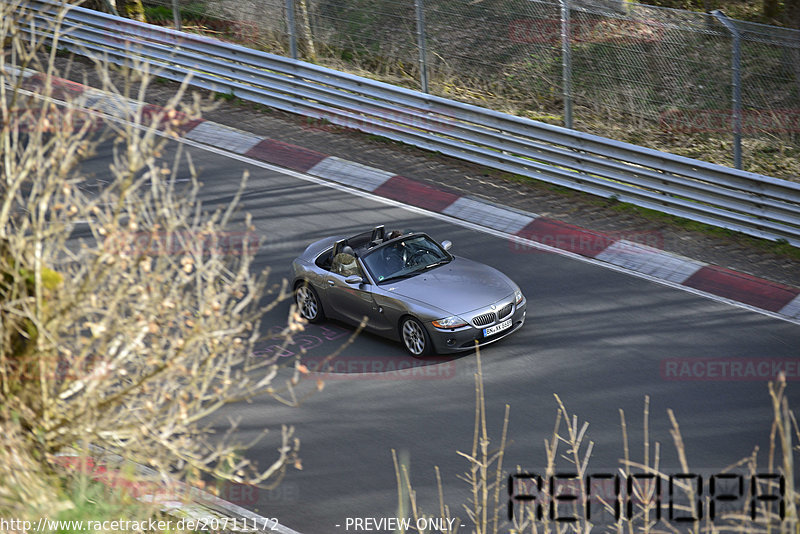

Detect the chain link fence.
[{"left": 143, "top": 0, "right": 800, "bottom": 178}]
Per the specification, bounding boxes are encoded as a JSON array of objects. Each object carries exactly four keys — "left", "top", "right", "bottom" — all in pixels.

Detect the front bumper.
[{"left": 426, "top": 300, "right": 527, "bottom": 354}]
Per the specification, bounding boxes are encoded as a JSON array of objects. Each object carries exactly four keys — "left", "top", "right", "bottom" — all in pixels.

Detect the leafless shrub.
[{"left": 1, "top": 0, "right": 321, "bottom": 521}]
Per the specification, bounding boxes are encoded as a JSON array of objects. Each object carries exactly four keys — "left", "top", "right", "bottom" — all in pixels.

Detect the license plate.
[{"left": 483, "top": 318, "right": 512, "bottom": 337}]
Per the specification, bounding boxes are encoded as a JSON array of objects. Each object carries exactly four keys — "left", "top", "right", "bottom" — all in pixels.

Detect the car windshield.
[{"left": 362, "top": 234, "right": 451, "bottom": 284}]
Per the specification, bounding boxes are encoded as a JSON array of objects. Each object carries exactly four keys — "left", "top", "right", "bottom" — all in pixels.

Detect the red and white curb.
[
  {"left": 182, "top": 119, "right": 800, "bottom": 323},
  {"left": 7, "top": 67, "right": 800, "bottom": 325}
]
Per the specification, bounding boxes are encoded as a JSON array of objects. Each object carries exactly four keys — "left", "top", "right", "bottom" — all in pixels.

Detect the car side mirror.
[
  {"left": 441, "top": 240, "right": 452, "bottom": 251},
  {"left": 345, "top": 276, "right": 364, "bottom": 285}
]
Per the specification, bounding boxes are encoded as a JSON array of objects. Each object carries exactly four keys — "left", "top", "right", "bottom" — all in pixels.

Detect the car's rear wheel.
[
  {"left": 295, "top": 283, "right": 324, "bottom": 323},
  {"left": 400, "top": 317, "right": 432, "bottom": 356}
]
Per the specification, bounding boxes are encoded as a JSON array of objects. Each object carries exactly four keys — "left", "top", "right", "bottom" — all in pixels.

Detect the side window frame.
[{"left": 314, "top": 247, "right": 334, "bottom": 271}]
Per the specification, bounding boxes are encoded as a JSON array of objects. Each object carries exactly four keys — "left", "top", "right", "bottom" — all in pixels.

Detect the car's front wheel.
[
  {"left": 400, "top": 317, "right": 432, "bottom": 356},
  {"left": 295, "top": 283, "right": 324, "bottom": 323}
]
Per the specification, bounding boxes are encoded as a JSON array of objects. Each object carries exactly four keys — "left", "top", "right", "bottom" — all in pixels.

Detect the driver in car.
[{"left": 381, "top": 231, "right": 407, "bottom": 275}]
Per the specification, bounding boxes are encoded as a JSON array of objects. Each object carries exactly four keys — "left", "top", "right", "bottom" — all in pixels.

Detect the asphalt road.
[{"left": 79, "top": 137, "right": 800, "bottom": 532}]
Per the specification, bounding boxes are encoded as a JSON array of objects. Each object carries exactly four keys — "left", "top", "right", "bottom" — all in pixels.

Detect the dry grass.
[{"left": 395, "top": 350, "right": 799, "bottom": 533}]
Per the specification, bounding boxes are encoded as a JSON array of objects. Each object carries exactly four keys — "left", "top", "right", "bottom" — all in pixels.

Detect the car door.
[{"left": 323, "top": 257, "right": 388, "bottom": 330}]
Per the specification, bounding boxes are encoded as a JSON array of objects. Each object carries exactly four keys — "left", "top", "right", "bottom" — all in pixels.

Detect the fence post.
[
  {"left": 560, "top": 0, "right": 573, "bottom": 129},
  {"left": 171, "top": 0, "right": 181, "bottom": 31},
  {"left": 285, "top": 0, "right": 298, "bottom": 60},
  {"left": 415, "top": 0, "right": 429, "bottom": 93},
  {"left": 712, "top": 10, "right": 743, "bottom": 170}
]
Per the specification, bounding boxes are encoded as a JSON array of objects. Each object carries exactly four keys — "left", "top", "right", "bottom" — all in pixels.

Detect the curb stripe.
[
  {"left": 684, "top": 265, "right": 800, "bottom": 313},
  {"left": 442, "top": 197, "right": 537, "bottom": 234},
  {"left": 246, "top": 139, "right": 328, "bottom": 172},
  {"left": 517, "top": 218, "right": 616, "bottom": 257},
  {"left": 22, "top": 73, "right": 85, "bottom": 98},
  {"left": 372, "top": 175, "right": 460, "bottom": 212},
  {"left": 780, "top": 294, "right": 800, "bottom": 320},
  {"left": 594, "top": 240, "right": 707, "bottom": 284},
  {"left": 307, "top": 156, "right": 395, "bottom": 191},
  {"left": 185, "top": 121, "right": 262, "bottom": 153},
  {"left": 173, "top": 117, "right": 205, "bottom": 135}
]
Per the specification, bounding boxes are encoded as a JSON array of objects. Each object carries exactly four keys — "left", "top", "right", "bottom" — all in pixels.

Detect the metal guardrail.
[
  {"left": 22, "top": 0, "right": 800, "bottom": 246},
  {"left": 57, "top": 445, "right": 301, "bottom": 534}
]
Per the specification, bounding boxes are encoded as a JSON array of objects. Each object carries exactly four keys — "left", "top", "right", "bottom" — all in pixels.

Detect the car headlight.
[
  {"left": 432, "top": 316, "right": 468, "bottom": 329},
  {"left": 514, "top": 289, "right": 524, "bottom": 305}
]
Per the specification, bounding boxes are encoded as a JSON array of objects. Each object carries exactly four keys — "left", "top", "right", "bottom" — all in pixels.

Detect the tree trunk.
[
  {"left": 764, "top": 0, "right": 781, "bottom": 21},
  {"left": 297, "top": 0, "right": 316, "bottom": 61},
  {"left": 119, "top": 0, "right": 146, "bottom": 22},
  {"left": 785, "top": 0, "right": 800, "bottom": 28}
]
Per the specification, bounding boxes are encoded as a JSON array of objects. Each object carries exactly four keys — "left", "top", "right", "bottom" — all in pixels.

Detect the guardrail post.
[
  {"left": 22, "top": 0, "right": 800, "bottom": 246},
  {"left": 560, "top": 0, "right": 573, "bottom": 129},
  {"left": 415, "top": 0, "right": 429, "bottom": 93},
  {"left": 712, "top": 10, "right": 743, "bottom": 170},
  {"left": 285, "top": 0, "right": 298, "bottom": 60}
]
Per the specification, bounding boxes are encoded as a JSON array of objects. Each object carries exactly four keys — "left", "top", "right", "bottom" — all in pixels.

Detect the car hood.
[{"left": 385, "top": 256, "right": 516, "bottom": 316}]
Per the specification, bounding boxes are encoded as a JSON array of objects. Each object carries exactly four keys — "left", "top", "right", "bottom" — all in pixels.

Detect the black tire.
[
  {"left": 295, "top": 283, "right": 324, "bottom": 323},
  {"left": 399, "top": 316, "right": 432, "bottom": 356}
]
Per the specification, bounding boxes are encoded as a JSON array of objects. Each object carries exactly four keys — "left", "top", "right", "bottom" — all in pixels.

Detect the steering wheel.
[{"left": 407, "top": 249, "right": 434, "bottom": 266}]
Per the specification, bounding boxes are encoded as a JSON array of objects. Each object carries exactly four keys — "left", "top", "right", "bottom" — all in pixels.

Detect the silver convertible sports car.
[{"left": 291, "top": 225, "right": 527, "bottom": 356}]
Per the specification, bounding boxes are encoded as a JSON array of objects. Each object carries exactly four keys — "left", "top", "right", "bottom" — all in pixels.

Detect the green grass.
[
  {"left": 143, "top": 2, "right": 210, "bottom": 24},
  {"left": 365, "top": 133, "right": 394, "bottom": 144},
  {"left": 143, "top": 4, "right": 172, "bottom": 22},
  {"left": 609, "top": 200, "right": 800, "bottom": 259},
  {"left": 213, "top": 90, "right": 237, "bottom": 102},
  {"left": 16, "top": 470, "right": 175, "bottom": 534}
]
